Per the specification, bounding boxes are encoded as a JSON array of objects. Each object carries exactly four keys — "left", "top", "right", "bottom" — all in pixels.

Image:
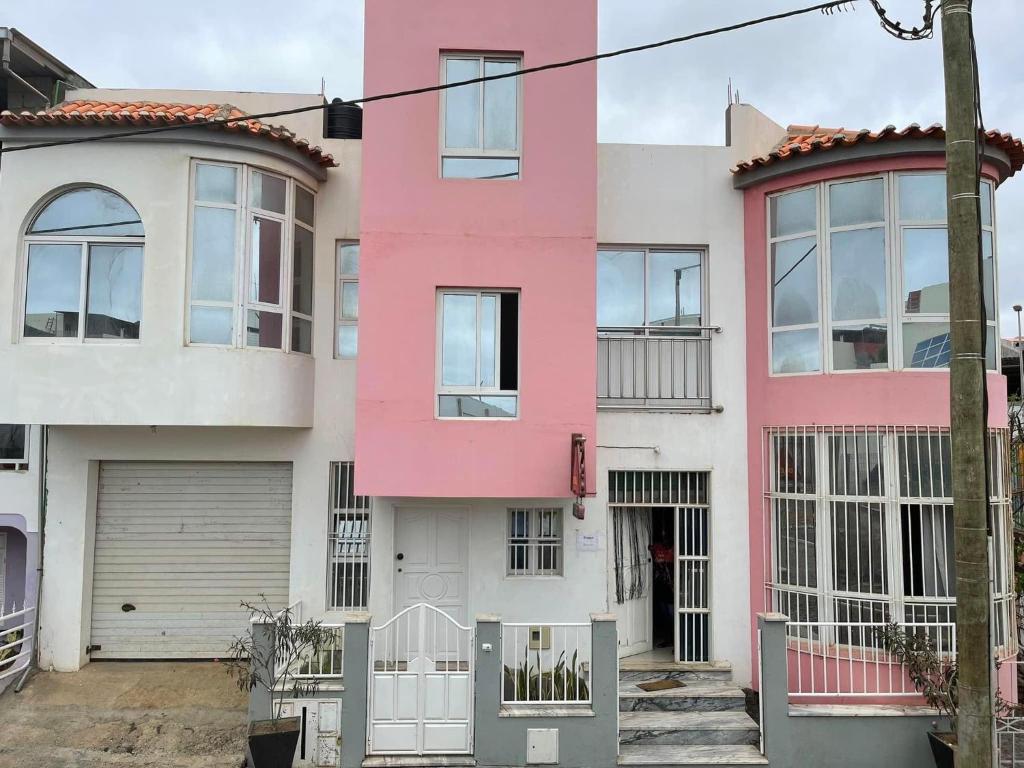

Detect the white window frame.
[
  {"left": 435, "top": 288, "right": 520, "bottom": 419},
  {"left": 186, "top": 160, "right": 315, "bottom": 354},
  {"left": 0, "top": 425, "right": 29, "bottom": 471},
  {"left": 335, "top": 240, "right": 359, "bottom": 360},
  {"left": 596, "top": 246, "right": 708, "bottom": 330},
  {"left": 766, "top": 172, "right": 1000, "bottom": 376},
  {"left": 439, "top": 53, "right": 523, "bottom": 179},
  {"left": 290, "top": 186, "right": 316, "bottom": 355},
  {"left": 20, "top": 186, "right": 145, "bottom": 345},
  {"left": 506, "top": 507, "right": 564, "bottom": 577}
]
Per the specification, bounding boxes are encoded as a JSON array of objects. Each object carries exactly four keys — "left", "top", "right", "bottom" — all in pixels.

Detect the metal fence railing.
[
  {"left": 501, "top": 622, "right": 592, "bottom": 705},
  {"left": 0, "top": 603, "right": 35, "bottom": 688},
  {"left": 597, "top": 326, "right": 718, "bottom": 411},
  {"left": 277, "top": 624, "right": 345, "bottom": 680}
]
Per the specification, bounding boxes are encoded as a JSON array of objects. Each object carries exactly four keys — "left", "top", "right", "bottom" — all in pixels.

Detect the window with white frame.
[
  {"left": 441, "top": 53, "right": 521, "bottom": 180},
  {"left": 507, "top": 508, "right": 563, "bottom": 576},
  {"left": 766, "top": 426, "right": 1015, "bottom": 648},
  {"left": 188, "top": 161, "right": 315, "bottom": 352},
  {"left": 335, "top": 242, "right": 359, "bottom": 359},
  {"left": 437, "top": 289, "right": 519, "bottom": 418},
  {"left": 327, "top": 461, "right": 371, "bottom": 611},
  {"left": 768, "top": 173, "right": 997, "bottom": 374},
  {"left": 597, "top": 248, "right": 705, "bottom": 329},
  {"left": 22, "top": 187, "right": 144, "bottom": 342},
  {"left": 0, "top": 425, "right": 28, "bottom": 471}
]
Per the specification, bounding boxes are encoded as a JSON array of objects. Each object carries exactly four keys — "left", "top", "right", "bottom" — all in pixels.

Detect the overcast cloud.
[{"left": 7, "top": 0, "right": 1022, "bottom": 334}]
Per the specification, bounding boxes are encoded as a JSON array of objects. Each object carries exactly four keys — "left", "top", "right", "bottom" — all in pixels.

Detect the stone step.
[
  {"left": 619, "top": 660, "right": 733, "bottom": 684},
  {"left": 618, "top": 711, "right": 760, "bottom": 747},
  {"left": 362, "top": 758, "right": 476, "bottom": 768},
  {"left": 617, "top": 744, "right": 768, "bottom": 767},
  {"left": 618, "top": 682, "right": 747, "bottom": 713}
]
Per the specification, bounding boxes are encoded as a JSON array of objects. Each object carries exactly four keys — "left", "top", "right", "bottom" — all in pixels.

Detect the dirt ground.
[{"left": 0, "top": 661, "right": 248, "bottom": 768}]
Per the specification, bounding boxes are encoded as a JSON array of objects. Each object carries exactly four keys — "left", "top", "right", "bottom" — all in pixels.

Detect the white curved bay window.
[
  {"left": 768, "top": 172, "right": 997, "bottom": 374},
  {"left": 188, "top": 161, "right": 315, "bottom": 353},
  {"left": 22, "top": 187, "right": 144, "bottom": 341}
]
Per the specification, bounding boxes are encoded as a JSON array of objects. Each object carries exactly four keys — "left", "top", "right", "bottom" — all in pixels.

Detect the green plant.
[
  {"left": 0, "top": 629, "right": 23, "bottom": 671},
  {"left": 225, "top": 595, "right": 338, "bottom": 720},
  {"left": 875, "top": 622, "right": 958, "bottom": 736},
  {"left": 503, "top": 646, "right": 590, "bottom": 702}
]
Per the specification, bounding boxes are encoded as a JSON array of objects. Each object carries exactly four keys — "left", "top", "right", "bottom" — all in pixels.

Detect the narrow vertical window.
[
  {"left": 291, "top": 186, "right": 315, "bottom": 354},
  {"left": 328, "top": 462, "right": 372, "bottom": 611},
  {"left": 437, "top": 289, "right": 519, "bottom": 418},
  {"left": 769, "top": 188, "right": 820, "bottom": 374},
  {"left": 441, "top": 54, "right": 521, "bottom": 180},
  {"left": 335, "top": 241, "right": 359, "bottom": 359}
]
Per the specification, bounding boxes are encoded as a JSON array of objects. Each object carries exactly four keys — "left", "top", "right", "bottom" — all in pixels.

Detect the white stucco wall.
[
  {"left": 595, "top": 143, "right": 752, "bottom": 683},
  {"left": 0, "top": 425, "right": 42, "bottom": 533}
]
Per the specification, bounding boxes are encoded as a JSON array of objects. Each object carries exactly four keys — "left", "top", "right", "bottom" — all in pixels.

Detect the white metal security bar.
[
  {"left": 677, "top": 504, "right": 710, "bottom": 663},
  {"left": 328, "top": 462, "right": 371, "bottom": 611},
  {"left": 786, "top": 619, "right": 955, "bottom": 697},
  {"left": 501, "top": 622, "right": 592, "bottom": 704},
  {"left": 0, "top": 602, "right": 35, "bottom": 687},
  {"left": 277, "top": 624, "right": 345, "bottom": 680},
  {"left": 597, "top": 326, "right": 717, "bottom": 411}
]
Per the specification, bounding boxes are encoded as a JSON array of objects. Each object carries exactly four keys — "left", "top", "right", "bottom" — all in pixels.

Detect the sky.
[{"left": 7, "top": 0, "right": 1023, "bottom": 335}]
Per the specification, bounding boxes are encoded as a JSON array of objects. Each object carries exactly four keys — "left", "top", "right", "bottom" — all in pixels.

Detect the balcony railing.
[{"left": 597, "top": 326, "right": 719, "bottom": 412}]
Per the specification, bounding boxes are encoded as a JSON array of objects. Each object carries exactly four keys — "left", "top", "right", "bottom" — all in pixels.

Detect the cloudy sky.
[{"left": 8, "top": 0, "right": 1023, "bottom": 334}]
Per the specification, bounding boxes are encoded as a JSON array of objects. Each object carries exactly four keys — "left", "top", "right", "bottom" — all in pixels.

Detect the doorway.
[{"left": 393, "top": 507, "right": 469, "bottom": 626}]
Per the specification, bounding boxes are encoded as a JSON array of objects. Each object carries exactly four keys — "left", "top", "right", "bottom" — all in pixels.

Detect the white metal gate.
[
  {"left": 368, "top": 603, "right": 474, "bottom": 755},
  {"left": 676, "top": 502, "right": 711, "bottom": 662}
]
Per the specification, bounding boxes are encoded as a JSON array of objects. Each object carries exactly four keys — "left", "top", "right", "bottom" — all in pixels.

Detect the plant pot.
[
  {"left": 248, "top": 716, "right": 301, "bottom": 768},
  {"left": 927, "top": 731, "right": 956, "bottom": 768}
]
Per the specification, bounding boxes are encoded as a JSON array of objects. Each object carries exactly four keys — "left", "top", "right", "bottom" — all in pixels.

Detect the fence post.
[
  {"left": 340, "top": 612, "right": 370, "bottom": 768},
  {"left": 758, "top": 613, "right": 790, "bottom": 764},
  {"left": 474, "top": 614, "right": 502, "bottom": 719},
  {"left": 248, "top": 621, "right": 275, "bottom": 722}
]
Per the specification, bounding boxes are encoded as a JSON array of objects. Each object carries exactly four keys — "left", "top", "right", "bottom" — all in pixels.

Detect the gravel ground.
[{"left": 0, "top": 662, "right": 248, "bottom": 768}]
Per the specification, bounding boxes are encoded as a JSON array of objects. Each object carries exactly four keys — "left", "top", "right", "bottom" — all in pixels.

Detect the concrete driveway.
[{"left": 0, "top": 662, "right": 247, "bottom": 768}]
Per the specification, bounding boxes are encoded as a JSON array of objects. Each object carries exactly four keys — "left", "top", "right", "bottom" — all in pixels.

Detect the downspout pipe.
[{"left": 15, "top": 425, "right": 47, "bottom": 693}]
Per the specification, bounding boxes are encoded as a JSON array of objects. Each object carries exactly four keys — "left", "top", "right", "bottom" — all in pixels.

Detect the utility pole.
[{"left": 941, "top": 1, "right": 992, "bottom": 765}]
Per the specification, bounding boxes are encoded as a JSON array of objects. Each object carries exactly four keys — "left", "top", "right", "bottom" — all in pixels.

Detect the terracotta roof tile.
[
  {"left": 0, "top": 100, "right": 336, "bottom": 167},
  {"left": 733, "top": 122, "right": 1024, "bottom": 178}
]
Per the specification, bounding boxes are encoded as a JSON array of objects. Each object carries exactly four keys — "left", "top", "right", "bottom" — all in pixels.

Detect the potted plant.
[
  {"left": 876, "top": 622, "right": 958, "bottom": 768},
  {"left": 226, "top": 596, "right": 337, "bottom": 768}
]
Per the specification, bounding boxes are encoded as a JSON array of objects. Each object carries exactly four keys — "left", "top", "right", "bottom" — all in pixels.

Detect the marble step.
[
  {"left": 618, "top": 682, "right": 747, "bottom": 713},
  {"left": 619, "top": 711, "right": 760, "bottom": 747},
  {"left": 618, "top": 744, "right": 768, "bottom": 767},
  {"left": 619, "top": 661, "right": 733, "bottom": 684},
  {"left": 362, "top": 758, "right": 476, "bottom": 768}
]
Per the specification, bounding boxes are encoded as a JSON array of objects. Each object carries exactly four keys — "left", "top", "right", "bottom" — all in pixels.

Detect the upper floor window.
[
  {"left": 336, "top": 241, "right": 359, "bottom": 359},
  {"left": 768, "top": 172, "right": 997, "bottom": 375},
  {"left": 188, "top": 161, "right": 315, "bottom": 353},
  {"left": 22, "top": 187, "right": 144, "bottom": 342},
  {"left": 437, "top": 289, "right": 519, "bottom": 418},
  {"left": 0, "top": 425, "right": 28, "bottom": 470},
  {"left": 441, "top": 54, "right": 521, "bottom": 180},
  {"left": 598, "top": 248, "right": 705, "bottom": 328}
]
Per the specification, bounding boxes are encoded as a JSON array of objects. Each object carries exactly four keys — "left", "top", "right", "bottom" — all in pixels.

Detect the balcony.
[{"left": 596, "top": 326, "right": 720, "bottom": 412}]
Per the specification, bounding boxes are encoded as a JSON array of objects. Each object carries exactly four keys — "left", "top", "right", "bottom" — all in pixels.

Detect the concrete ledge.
[
  {"left": 789, "top": 704, "right": 937, "bottom": 718},
  {"left": 476, "top": 613, "right": 501, "bottom": 623},
  {"left": 343, "top": 611, "right": 372, "bottom": 624},
  {"left": 590, "top": 612, "right": 616, "bottom": 622},
  {"left": 498, "top": 704, "right": 596, "bottom": 718}
]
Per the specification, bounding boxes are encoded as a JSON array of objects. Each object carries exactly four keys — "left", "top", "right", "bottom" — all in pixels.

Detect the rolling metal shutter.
[{"left": 90, "top": 461, "right": 292, "bottom": 659}]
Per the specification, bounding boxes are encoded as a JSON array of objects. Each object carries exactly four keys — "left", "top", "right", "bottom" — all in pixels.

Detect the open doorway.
[{"left": 649, "top": 508, "right": 674, "bottom": 651}]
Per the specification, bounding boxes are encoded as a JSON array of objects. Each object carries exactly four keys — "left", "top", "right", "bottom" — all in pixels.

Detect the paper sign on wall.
[{"left": 576, "top": 532, "right": 602, "bottom": 552}]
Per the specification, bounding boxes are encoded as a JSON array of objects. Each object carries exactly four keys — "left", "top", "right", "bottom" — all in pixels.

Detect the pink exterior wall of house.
[
  {"left": 742, "top": 155, "right": 1010, "bottom": 689},
  {"left": 355, "top": 0, "right": 598, "bottom": 498}
]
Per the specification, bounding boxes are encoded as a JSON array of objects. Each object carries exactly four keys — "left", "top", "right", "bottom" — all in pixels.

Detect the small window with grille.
[
  {"left": 507, "top": 508, "right": 563, "bottom": 577},
  {"left": 328, "top": 461, "right": 372, "bottom": 610}
]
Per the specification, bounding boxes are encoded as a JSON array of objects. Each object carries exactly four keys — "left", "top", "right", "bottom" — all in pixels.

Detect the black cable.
[{"left": 0, "top": 0, "right": 856, "bottom": 156}]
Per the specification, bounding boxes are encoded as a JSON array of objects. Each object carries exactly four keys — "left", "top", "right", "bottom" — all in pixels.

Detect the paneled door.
[{"left": 394, "top": 507, "right": 469, "bottom": 627}]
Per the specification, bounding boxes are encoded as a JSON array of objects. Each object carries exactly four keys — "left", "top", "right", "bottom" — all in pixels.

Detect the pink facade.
[
  {"left": 742, "top": 154, "right": 1011, "bottom": 690},
  {"left": 355, "top": 0, "right": 598, "bottom": 498}
]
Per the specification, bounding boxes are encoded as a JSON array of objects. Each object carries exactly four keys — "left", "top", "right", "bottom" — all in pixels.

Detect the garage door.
[{"left": 90, "top": 461, "right": 292, "bottom": 659}]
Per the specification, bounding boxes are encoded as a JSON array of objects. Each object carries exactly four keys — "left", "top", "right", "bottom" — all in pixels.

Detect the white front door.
[
  {"left": 611, "top": 507, "right": 652, "bottom": 658},
  {"left": 394, "top": 507, "right": 469, "bottom": 626}
]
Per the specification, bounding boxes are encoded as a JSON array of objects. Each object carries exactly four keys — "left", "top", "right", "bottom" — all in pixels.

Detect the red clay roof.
[
  {"left": 0, "top": 100, "right": 335, "bottom": 167},
  {"left": 734, "top": 123, "right": 1024, "bottom": 178}
]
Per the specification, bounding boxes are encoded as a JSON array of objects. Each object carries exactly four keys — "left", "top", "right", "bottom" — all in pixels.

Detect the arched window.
[{"left": 23, "top": 187, "right": 144, "bottom": 341}]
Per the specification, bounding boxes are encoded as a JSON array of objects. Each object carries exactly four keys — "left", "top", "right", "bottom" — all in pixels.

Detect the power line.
[{"left": 0, "top": 0, "right": 856, "bottom": 156}]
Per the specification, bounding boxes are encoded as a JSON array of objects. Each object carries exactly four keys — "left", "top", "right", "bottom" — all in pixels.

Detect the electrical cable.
[{"left": 0, "top": 0, "right": 856, "bottom": 156}]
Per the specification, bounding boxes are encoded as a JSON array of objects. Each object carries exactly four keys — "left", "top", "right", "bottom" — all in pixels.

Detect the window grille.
[
  {"left": 764, "top": 425, "right": 1016, "bottom": 651},
  {"left": 328, "top": 462, "right": 371, "bottom": 610},
  {"left": 607, "top": 470, "right": 707, "bottom": 506},
  {"left": 507, "top": 508, "right": 562, "bottom": 576}
]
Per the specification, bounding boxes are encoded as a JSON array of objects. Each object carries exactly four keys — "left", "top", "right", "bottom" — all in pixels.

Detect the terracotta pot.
[
  {"left": 927, "top": 731, "right": 956, "bottom": 768},
  {"left": 248, "top": 716, "right": 301, "bottom": 768}
]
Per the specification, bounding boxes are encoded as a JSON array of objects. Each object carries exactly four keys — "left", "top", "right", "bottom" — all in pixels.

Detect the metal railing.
[
  {"left": 597, "top": 326, "right": 719, "bottom": 411},
  {"left": 277, "top": 624, "right": 345, "bottom": 680},
  {"left": 785, "top": 619, "right": 956, "bottom": 698},
  {"left": 0, "top": 603, "right": 35, "bottom": 687},
  {"left": 501, "top": 622, "right": 592, "bottom": 705}
]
